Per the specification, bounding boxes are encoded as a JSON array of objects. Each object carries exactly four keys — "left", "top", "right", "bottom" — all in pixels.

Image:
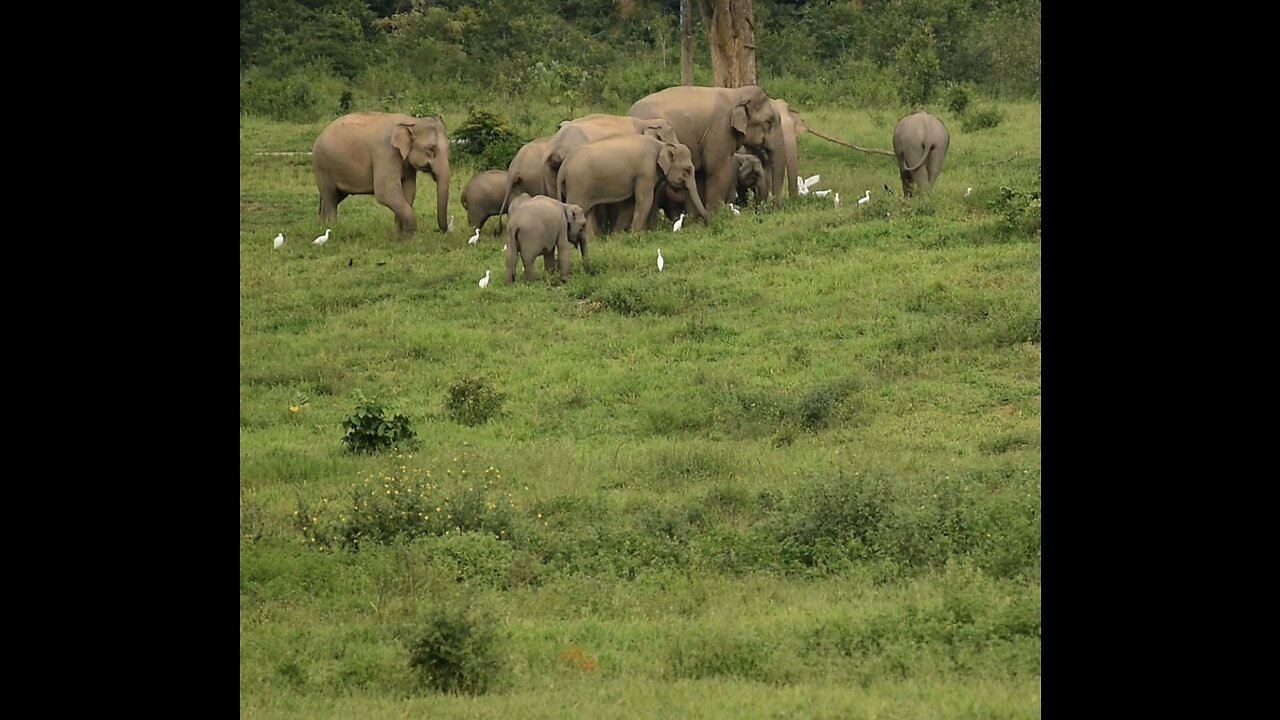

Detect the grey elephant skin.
[
  {"left": 500, "top": 136, "right": 555, "bottom": 218},
  {"left": 628, "top": 85, "right": 786, "bottom": 212},
  {"left": 892, "top": 110, "right": 950, "bottom": 197},
  {"left": 772, "top": 99, "right": 807, "bottom": 199},
  {"left": 461, "top": 170, "right": 508, "bottom": 235},
  {"left": 312, "top": 112, "right": 451, "bottom": 236},
  {"left": 505, "top": 193, "right": 588, "bottom": 284},
  {"left": 557, "top": 135, "right": 708, "bottom": 242}
]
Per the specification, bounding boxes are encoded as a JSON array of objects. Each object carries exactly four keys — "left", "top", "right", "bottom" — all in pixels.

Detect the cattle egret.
[
  {"left": 802, "top": 175, "right": 820, "bottom": 190},
  {"left": 834, "top": 193, "right": 841, "bottom": 207},
  {"left": 469, "top": 228, "right": 481, "bottom": 245},
  {"left": 965, "top": 187, "right": 973, "bottom": 197},
  {"left": 673, "top": 213, "right": 685, "bottom": 232},
  {"left": 448, "top": 215, "right": 455, "bottom": 231},
  {"left": 814, "top": 189, "right": 831, "bottom": 198},
  {"left": 657, "top": 248, "right": 665, "bottom": 272},
  {"left": 313, "top": 228, "right": 331, "bottom": 245},
  {"left": 858, "top": 190, "right": 871, "bottom": 206},
  {"left": 729, "top": 203, "right": 741, "bottom": 216},
  {"left": 479, "top": 270, "right": 491, "bottom": 288},
  {"left": 273, "top": 232, "right": 284, "bottom": 250},
  {"left": 797, "top": 177, "right": 807, "bottom": 196}
]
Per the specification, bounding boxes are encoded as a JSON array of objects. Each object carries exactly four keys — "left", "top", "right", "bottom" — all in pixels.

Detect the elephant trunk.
[
  {"left": 784, "top": 131, "right": 799, "bottom": 200},
  {"left": 686, "top": 179, "right": 711, "bottom": 223},
  {"left": 434, "top": 159, "right": 450, "bottom": 233}
]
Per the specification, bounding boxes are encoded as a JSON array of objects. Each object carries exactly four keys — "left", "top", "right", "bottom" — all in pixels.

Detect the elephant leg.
[
  {"left": 582, "top": 205, "right": 599, "bottom": 247},
  {"left": 505, "top": 231, "right": 518, "bottom": 283},
  {"left": 523, "top": 248, "right": 540, "bottom": 281},
  {"left": 557, "top": 234, "right": 573, "bottom": 282},
  {"left": 376, "top": 175, "right": 417, "bottom": 237},
  {"left": 543, "top": 247, "right": 557, "bottom": 276},
  {"left": 579, "top": 236, "right": 591, "bottom": 274},
  {"left": 318, "top": 182, "right": 346, "bottom": 223},
  {"left": 631, "top": 185, "right": 654, "bottom": 233},
  {"left": 703, "top": 167, "right": 731, "bottom": 214}
]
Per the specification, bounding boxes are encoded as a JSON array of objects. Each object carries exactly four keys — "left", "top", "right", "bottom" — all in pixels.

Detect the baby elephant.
[
  {"left": 731, "top": 151, "right": 769, "bottom": 206},
  {"left": 505, "top": 193, "right": 589, "bottom": 284},
  {"left": 461, "top": 169, "right": 509, "bottom": 235},
  {"left": 892, "top": 110, "right": 950, "bottom": 197}
]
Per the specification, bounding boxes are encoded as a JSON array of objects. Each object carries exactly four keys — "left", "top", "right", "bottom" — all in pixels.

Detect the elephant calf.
[
  {"left": 461, "top": 170, "right": 509, "bottom": 236},
  {"left": 505, "top": 193, "right": 588, "bottom": 284},
  {"left": 731, "top": 151, "right": 769, "bottom": 206},
  {"left": 892, "top": 110, "right": 950, "bottom": 197}
]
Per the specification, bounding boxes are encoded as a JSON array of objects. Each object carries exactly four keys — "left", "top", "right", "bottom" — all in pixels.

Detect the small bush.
[
  {"left": 962, "top": 107, "right": 1004, "bottom": 132},
  {"left": 342, "top": 392, "right": 416, "bottom": 454},
  {"left": 446, "top": 377, "right": 505, "bottom": 426},
  {"left": 944, "top": 83, "right": 974, "bottom": 115},
  {"left": 452, "top": 109, "right": 524, "bottom": 170},
  {"left": 989, "top": 182, "right": 1041, "bottom": 235},
  {"left": 409, "top": 599, "right": 506, "bottom": 695}
]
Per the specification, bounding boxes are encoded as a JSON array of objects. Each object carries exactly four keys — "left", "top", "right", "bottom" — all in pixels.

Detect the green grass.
[{"left": 240, "top": 99, "right": 1041, "bottom": 718}]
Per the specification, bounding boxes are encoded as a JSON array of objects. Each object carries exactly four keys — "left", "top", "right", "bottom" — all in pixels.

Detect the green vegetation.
[{"left": 240, "top": 93, "right": 1041, "bottom": 716}]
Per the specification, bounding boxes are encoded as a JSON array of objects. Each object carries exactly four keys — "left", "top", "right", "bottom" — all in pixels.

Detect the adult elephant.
[
  {"left": 461, "top": 170, "right": 508, "bottom": 236},
  {"left": 313, "top": 112, "right": 450, "bottom": 236},
  {"left": 628, "top": 85, "right": 785, "bottom": 212},
  {"left": 557, "top": 135, "right": 708, "bottom": 242},
  {"left": 499, "top": 136, "right": 555, "bottom": 219},
  {"left": 771, "top": 99, "right": 807, "bottom": 200},
  {"left": 892, "top": 110, "right": 950, "bottom": 197},
  {"left": 542, "top": 114, "right": 678, "bottom": 201}
]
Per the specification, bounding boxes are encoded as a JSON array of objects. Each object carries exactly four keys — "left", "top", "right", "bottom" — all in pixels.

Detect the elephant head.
[
  {"left": 658, "top": 142, "right": 709, "bottom": 222},
  {"left": 563, "top": 203, "right": 588, "bottom": 247},
  {"left": 392, "top": 116, "right": 451, "bottom": 233},
  {"left": 733, "top": 152, "right": 768, "bottom": 205},
  {"left": 729, "top": 87, "right": 786, "bottom": 208},
  {"left": 636, "top": 118, "right": 678, "bottom": 144}
]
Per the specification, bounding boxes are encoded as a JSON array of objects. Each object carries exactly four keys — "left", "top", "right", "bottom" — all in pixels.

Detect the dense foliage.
[{"left": 240, "top": 0, "right": 1041, "bottom": 120}]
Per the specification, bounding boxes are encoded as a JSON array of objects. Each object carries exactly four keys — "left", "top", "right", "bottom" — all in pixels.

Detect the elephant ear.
[
  {"left": 657, "top": 144, "right": 676, "bottom": 176},
  {"left": 731, "top": 103, "right": 749, "bottom": 135},
  {"left": 392, "top": 123, "right": 415, "bottom": 161}
]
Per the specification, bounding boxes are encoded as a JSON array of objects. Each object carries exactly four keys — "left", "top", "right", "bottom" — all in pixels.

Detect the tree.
[
  {"left": 696, "top": 0, "right": 756, "bottom": 88},
  {"left": 681, "top": 0, "right": 693, "bottom": 85}
]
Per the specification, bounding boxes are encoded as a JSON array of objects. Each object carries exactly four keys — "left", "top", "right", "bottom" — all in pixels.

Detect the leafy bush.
[
  {"left": 446, "top": 377, "right": 506, "bottom": 426},
  {"left": 989, "top": 180, "right": 1041, "bottom": 235},
  {"left": 893, "top": 25, "right": 944, "bottom": 106},
  {"left": 962, "top": 107, "right": 1004, "bottom": 132},
  {"left": 944, "top": 83, "right": 974, "bottom": 115},
  {"left": 451, "top": 109, "right": 525, "bottom": 171},
  {"left": 342, "top": 392, "right": 416, "bottom": 454},
  {"left": 409, "top": 599, "right": 506, "bottom": 695}
]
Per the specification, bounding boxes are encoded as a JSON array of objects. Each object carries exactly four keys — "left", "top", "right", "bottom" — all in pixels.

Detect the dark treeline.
[{"left": 240, "top": 0, "right": 1040, "bottom": 121}]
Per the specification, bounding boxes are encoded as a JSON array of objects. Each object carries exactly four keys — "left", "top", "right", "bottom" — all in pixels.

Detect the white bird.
[
  {"left": 272, "top": 232, "right": 284, "bottom": 250},
  {"left": 834, "top": 193, "right": 841, "bottom": 207},
  {"left": 468, "top": 228, "right": 480, "bottom": 245},
  {"left": 478, "top": 270, "right": 490, "bottom": 289},
  {"left": 503, "top": 244, "right": 508, "bottom": 252},
  {"left": 965, "top": 187, "right": 973, "bottom": 197},
  {"left": 673, "top": 213, "right": 685, "bottom": 232},
  {"left": 448, "top": 215, "right": 455, "bottom": 232},
  {"left": 814, "top": 189, "right": 831, "bottom": 198},
  {"left": 313, "top": 228, "right": 331, "bottom": 245},
  {"left": 729, "top": 203, "right": 741, "bottom": 216},
  {"left": 802, "top": 174, "right": 821, "bottom": 191},
  {"left": 657, "top": 248, "right": 665, "bottom": 272},
  {"left": 857, "top": 189, "right": 871, "bottom": 206},
  {"left": 797, "top": 177, "right": 808, "bottom": 196}
]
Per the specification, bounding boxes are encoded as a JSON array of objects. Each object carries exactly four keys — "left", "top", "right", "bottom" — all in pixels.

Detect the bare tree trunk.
[
  {"left": 697, "top": 0, "right": 756, "bottom": 88},
  {"left": 681, "top": 0, "right": 693, "bottom": 85}
]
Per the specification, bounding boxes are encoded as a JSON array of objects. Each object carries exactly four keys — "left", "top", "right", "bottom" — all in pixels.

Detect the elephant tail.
[
  {"left": 498, "top": 175, "right": 518, "bottom": 219},
  {"left": 901, "top": 145, "right": 931, "bottom": 173}
]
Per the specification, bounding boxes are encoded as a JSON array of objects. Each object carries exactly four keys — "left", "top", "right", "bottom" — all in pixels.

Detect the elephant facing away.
[
  {"left": 461, "top": 170, "right": 508, "bottom": 236},
  {"left": 892, "top": 110, "right": 950, "bottom": 197},
  {"left": 628, "top": 85, "right": 786, "bottom": 212},
  {"left": 505, "top": 193, "right": 588, "bottom": 284},
  {"left": 499, "top": 136, "right": 555, "bottom": 218},
  {"left": 313, "top": 112, "right": 451, "bottom": 236},
  {"left": 557, "top": 135, "right": 709, "bottom": 243}
]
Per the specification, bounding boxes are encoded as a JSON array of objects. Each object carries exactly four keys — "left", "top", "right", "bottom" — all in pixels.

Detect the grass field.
[{"left": 240, "top": 99, "right": 1041, "bottom": 718}]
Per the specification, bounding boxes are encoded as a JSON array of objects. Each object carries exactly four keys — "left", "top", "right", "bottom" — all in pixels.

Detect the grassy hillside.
[{"left": 240, "top": 99, "right": 1041, "bottom": 718}]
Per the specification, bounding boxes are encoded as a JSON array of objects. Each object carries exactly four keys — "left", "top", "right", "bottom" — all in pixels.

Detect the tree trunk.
[
  {"left": 681, "top": 0, "right": 693, "bottom": 85},
  {"left": 696, "top": 0, "right": 756, "bottom": 88}
]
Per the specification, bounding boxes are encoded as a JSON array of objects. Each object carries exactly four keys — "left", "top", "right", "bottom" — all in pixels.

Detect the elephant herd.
[{"left": 310, "top": 85, "right": 950, "bottom": 284}]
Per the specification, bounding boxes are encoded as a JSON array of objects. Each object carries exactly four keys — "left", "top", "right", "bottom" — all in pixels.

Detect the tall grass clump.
[{"left": 408, "top": 596, "right": 507, "bottom": 695}]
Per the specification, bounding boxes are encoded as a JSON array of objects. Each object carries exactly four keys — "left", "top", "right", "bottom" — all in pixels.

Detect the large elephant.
[
  {"left": 771, "top": 98, "right": 808, "bottom": 199},
  {"left": 499, "top": 136, "right": 555, "bottom": 218},
  {"left": 892, "top": 110, "right": 950, "bottom": 197},
  {"left": 542, "top": 114, "right": 678, "bottom": 202},
  {"left": 505, "top": 193, "right": 588, "bottom": 284},
  {"left": 557, "top": 135, "right": 708, "bottom": 243},
  {"left": 312, "top": 112, "right": 450, "bottom": 236},
  {"left": 461, "top": 170, "right": 508, "bottom": 236},
  {"left": 628, "top": 85, "right": 785, "bottom": 212}
]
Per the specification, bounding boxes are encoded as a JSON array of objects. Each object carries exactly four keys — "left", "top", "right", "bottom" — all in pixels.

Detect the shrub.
[
  {"left": 445, "top": 377, "right": 505, "bottom": 426},
  {"left": 962, "top": 107, "right": 1004, "bottom": 132},
  {"left": 944, "top": 83, "right": 974, "bottom": 115},
  {"left": 452, "top": 109, "right": 524, "bottom": 170},
  {"left": 342, "top": 392, "right": 416, "bottom": 454},
  {"left": 989, "top": 180, "right": 1041, "bottom": 235},
  {"left": 409, "top": 599, "right": 506, "bottom": 695}
]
